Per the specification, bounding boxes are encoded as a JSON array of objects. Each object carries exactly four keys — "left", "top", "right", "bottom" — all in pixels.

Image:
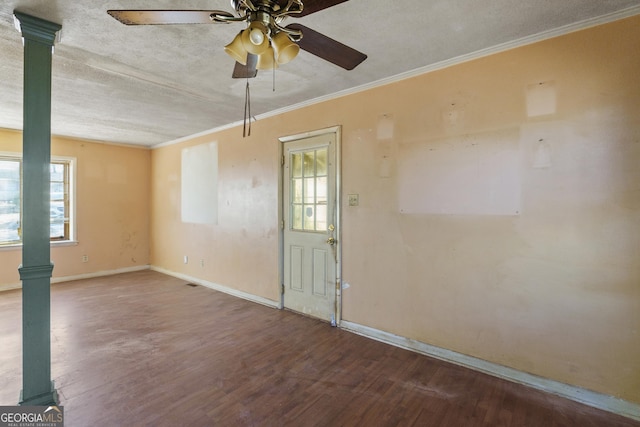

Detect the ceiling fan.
[{"left": 107, "top": 0, "right": 367, "bottom": 79}]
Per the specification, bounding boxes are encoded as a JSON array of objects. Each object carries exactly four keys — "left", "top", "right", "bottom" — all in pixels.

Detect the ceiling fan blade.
[
  {"left": 286, "top": 24, "right": 366, "bottom": 70},
  {"left": 107, "top": 10, "right": 234, "bottom": 25},
  {"left": 291, "top": 0, "right": 351, "bottom": 17},
  {"left": 232, "top": 54, "right": 258, "bottom": 79}
]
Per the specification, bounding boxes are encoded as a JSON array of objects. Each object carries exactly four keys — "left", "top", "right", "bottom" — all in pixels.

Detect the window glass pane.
[
  {"left": 50, "top": 220, "right": 64, "bottom": 239},
  {"left": 50, "top": 161, "right": 69, "bottom": 241},
  {"left": 50, "top": 201, "right": 65, "bottom": 219},
  {"left": 50, "top": 182, "right": 65, "bottom": 200},
  {"left": 292, "top": 178, "right": 303, "bottom": 204},
  {"left": 292, "top": 153, "right": 302, "bottom": 178},
  {"left": 303, "top": 205, "right": 315, "bottom": 230},
  {"left": 50, "top": 163, "right": 65, "bottom": 181},
  {"left": 292, "top": 204, "right": 302, "bottom": 230},
  {"left": 304, "top": 178, "right": 315, "bottom": 204},
  {"left": 316, "top": 205, "right": 327, "bottom": 231},
  {"left": 316, "top": 177, "right": 327, "bottom": 204},
  {"left": 303, "top": 151, "right": 314, "bottom": 177},
  {"left": 0, "top": 160, "right": 21, "bottom": 244},
  {"left": 316, "top": 148, "right": 327, "bottom": 176}
]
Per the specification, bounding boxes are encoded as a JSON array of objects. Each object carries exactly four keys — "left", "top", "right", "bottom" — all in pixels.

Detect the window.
[
  {"left": 0, "top": 154, "right": 74, "bottom": 246},
  {"left": 290, "top": 147, "right": 328, "bottom": 232}
]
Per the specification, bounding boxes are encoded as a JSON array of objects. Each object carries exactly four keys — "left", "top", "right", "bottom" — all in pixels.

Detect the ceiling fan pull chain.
[{"left": 243, "top": 80, "right": 251, "bottom": 137}]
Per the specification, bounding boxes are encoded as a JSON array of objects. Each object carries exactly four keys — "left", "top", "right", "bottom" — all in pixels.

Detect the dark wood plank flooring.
[{"left": 1, "top": 270, "right": 638, "bottom": 426}]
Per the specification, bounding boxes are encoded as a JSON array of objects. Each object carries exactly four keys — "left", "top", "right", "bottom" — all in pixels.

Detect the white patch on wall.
[
  {"left": 442, "top": 103, "right": 466, "bottom": 129},
  {"left": 377, "top": 140, "right": 394, "bottom": 178},
  {"left": 377, "top": 114, "right": 395, "bottom": 140},
  {"left": 181, "top": 142, "right": 218, "bottom": 224},
  {"left": 526, "top": 81, "right": 557, "bottom": 117},
  {"left": 532, "top": 138, "right": 552, "bottom": 169},
  {"left": 397, "top": 128, "right": 521, "bottom": 215}
]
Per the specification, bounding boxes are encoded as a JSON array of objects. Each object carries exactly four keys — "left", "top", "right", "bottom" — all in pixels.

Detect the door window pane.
[
  {"left": 292, "top": 153, "right": 302, "bottom": 178},
  {"left": 316, "top": 149, "right": 327, "bottom": 176},
  {"left": 304, "top": 178, "right": 315, "bottom": 204},
  {"left": 292, "top": 178, "right": 303, "bottom": 204},
  {"left": 316, "top": 177, "right": 327, "bottom": 204},
  {"left": 303, "top": 152, "right": 314, "bottom": 176},
  {"left": 290, "top": 146, "right": 330, "bottom": 232},
  {"left": 303, "top": 205, "right": 315, "bottom": 230},
  {"left": 292, "top": 204, "right": 303, "bottom": 230}
]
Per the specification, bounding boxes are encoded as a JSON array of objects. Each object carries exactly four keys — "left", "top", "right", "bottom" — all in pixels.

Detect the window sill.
[{"left": 0, "top": 240, "right": 78, "bottom": 252}]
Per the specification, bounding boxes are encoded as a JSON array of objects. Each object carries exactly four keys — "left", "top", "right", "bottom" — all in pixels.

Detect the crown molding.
[{"left": 153, "top": 5, "right": 640, "bottom": 149}]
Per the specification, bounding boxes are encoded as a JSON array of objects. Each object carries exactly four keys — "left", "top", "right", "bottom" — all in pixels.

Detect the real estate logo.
[{"left": 0, "top": 406, "right": 63, "bottom": 427}]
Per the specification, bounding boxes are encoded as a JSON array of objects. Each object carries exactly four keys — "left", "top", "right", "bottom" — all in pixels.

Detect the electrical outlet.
[
  {"left": 82, "top": 255, "right": 88, "bottom": 263},
  {"left": 348, "top": 194, "right": 359, "bottom": 206},
  {"left": 200, "top": 259, "right": 204, "bottom": 267},
  {"left": 184, "top": 256, "right": 188, "bottom": 264}
]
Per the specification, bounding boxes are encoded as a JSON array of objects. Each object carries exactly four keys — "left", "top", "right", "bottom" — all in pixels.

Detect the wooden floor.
[{"left": 1, "top": 270, "right": 638, "bottom": 427}]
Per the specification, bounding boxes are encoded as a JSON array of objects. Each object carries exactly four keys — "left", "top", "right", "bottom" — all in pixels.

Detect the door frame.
[{"left": 278, "top": 126, "right": 342, "bottom": 325}]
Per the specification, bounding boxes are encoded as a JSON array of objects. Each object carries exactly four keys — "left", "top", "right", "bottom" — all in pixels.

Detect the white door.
[{"left": 282, "top": 131, "right": 338, "bottom": 324}]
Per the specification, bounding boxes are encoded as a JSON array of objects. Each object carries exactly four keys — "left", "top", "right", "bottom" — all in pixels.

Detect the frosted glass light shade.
[
  {"left": 224, "top": 31, "right": 248, "bottom": 64},
  {"left": 272, "top": 31, "right": 299, "bottom": 65},
  {"left": 256, "top": 47, "right": 278, "bottom": 70}
]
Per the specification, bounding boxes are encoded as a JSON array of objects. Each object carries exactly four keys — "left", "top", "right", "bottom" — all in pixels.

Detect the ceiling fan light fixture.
[
  {"left": 224, "top": 31, "right": 248, "bottom": 64},
  {"left": 241, "top": 22, "right": 269, "bottom": 55},
  {"left": 272, "top": 31, "right": 299, "bottom": 65}
]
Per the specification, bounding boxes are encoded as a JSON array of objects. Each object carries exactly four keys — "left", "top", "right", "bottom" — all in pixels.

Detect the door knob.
[{"left": 326, "top": 237, "right": 336, "bottom": 245}]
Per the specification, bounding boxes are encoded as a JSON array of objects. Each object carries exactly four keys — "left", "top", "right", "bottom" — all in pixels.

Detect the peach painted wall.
[
  {"left": 151, "top": 17, "right": 640, "bottom": 403},
  {"left": 151, "top": 132, "right": 280, "bottom": 300},
  {"left": 0, "top": 129, "right": 151, "bottom": 287}
]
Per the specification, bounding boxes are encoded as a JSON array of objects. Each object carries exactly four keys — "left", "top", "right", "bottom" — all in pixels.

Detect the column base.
[{"left": 19, "top": 381, "right": 58, "bottom": 406}]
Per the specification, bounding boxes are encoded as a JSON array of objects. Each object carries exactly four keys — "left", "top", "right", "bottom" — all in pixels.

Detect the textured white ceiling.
[{"left": 1, "top": 0, "right": 639, "bottom": 146}]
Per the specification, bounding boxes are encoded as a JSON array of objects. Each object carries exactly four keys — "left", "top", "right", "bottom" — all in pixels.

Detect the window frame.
[{"left": 0, "top": 152, "right": 76, "bottom": 248}]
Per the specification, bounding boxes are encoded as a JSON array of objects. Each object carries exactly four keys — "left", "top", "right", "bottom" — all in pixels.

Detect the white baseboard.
[
  {"left": 150, "top": 265, "right": 281, "bottom": 310},
  {"left": 0, "top": 282, "right": 21, "bottom": 292},
  {"left": 0, "top": 265, "right": 150, "bottom": 292},
  {"left": 340, "top": 320, "right": 640, "bottom": 422},
  {"left": 50, "top": 265, "right": 151, "bottom": 284}
]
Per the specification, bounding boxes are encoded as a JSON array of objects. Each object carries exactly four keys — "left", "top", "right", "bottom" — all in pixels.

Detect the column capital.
[{"left": 13, "top": 11, "right": 61, "bottom": 46}]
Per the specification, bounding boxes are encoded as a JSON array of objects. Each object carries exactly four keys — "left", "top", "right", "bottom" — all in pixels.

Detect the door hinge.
[
  {"left": 281, "top": 283, "right": 285, "bottom": 294},
  {"left": 281, "top": 155, "right": 285, "bottom": 166},
  {"left": 280, "top": 220, "right": 285, "bottom": 229}
]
